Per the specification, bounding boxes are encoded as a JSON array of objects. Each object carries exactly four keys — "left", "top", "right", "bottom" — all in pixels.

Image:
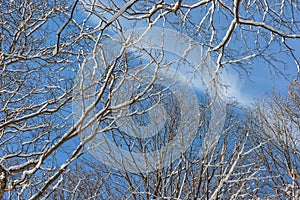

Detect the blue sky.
[
  {"left": 80, "top": 1, "right": 299, "bottom": 108},
  {"left": 220, "top": 54, "right": 299, "bottom": 107}
]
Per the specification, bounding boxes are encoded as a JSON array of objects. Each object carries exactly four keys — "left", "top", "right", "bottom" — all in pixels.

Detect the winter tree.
[{"left": 0, "top": 0, "right": 299, "bottom": 199}]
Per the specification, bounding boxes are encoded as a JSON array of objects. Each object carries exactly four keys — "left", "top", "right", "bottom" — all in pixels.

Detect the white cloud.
[{"left": 220, "top": 69, "right": 253, "bottom": 107}]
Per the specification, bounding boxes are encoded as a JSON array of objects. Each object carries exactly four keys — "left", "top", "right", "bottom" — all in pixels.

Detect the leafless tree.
[
  {"left": 51, "top": 102, "right": 267, "bottom": 199},
  {"left": 0, "top": 0, "right": 299, "bottom": 199},
  {"left": 251, "top": 80, "right": 300, "bottom": 199},
  {"left": 0, "top": 1, "right": 90, "bottom": 199}
]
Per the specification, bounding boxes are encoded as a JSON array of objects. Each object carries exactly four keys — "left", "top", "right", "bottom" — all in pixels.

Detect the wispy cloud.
[
  {"left": 220, "top": 69, "right": 252, "bottom": 107},
  {"left": 219, "top": 64, "right": 297, "bottom": 107}
]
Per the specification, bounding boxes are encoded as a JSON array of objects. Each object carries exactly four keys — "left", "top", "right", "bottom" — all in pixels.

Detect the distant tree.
[
  {"left": 251, "top": 80, "right": 300, "bottom": 199},
  {"left": 52, "top": 103, "right": 266, "bottom": 199}
]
